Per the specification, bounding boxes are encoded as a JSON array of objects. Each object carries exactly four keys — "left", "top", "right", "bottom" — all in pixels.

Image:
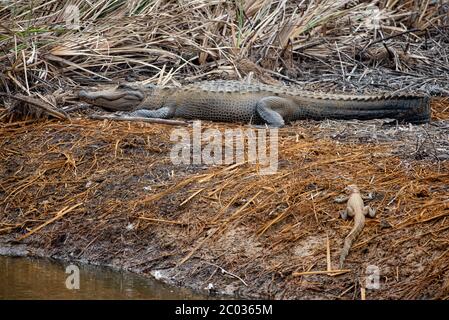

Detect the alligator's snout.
[{"left": 78, "top": 86, "right": 144, "bottom": 111}]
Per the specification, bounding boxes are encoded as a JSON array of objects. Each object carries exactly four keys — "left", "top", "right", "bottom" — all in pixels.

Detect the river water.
[{"left": 0, "top": 256, "right": 207, "bottom": 299}]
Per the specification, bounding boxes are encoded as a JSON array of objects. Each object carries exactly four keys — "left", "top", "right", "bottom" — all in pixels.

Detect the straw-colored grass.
[
  {"left": 0, "top": 106, "right": 448, "bottom": 298},
  {"left": 1, "top": 0, "right": 449, "bottom": 299},
  {"left": 1, "top": 0, "right": 449, "bottom": 102}
]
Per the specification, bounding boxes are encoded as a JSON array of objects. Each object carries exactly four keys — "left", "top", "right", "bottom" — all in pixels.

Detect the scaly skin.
[
  {"left": 339, "top": 185, "right": 376, "bottom": 269},
  {"left": 78, "top": 80, "right": 431, "bottom": 127}
]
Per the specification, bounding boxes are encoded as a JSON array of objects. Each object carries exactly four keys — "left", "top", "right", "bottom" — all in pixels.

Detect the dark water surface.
[{"left": 0, "top": 256, "right": 207, "bottom": 299}]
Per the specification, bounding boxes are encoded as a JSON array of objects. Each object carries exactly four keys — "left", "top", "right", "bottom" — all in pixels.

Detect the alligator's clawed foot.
[
  {"left": 334, "top": 195, "right": 349, "bottom": 204},
  {"left": 113, "top": 111, "right": 128, "bottom": 117},
  {"left": 340, "top": 210, "right": 348, "bottom": 220},
  {"left": 362, "top": 192, "right": 375, "bottom": 201},
  {"left": 362, "top": 205, "right": 376, "bottom": 218},
  {"left": 368, "top": 207, "right": 376, "bottom": 218}
]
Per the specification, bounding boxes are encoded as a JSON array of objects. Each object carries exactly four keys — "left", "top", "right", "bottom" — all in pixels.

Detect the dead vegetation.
[
  {"left": 1, "top": 102, "right": 448, "bottom": 299},
  {"left": 1, "top": 0, "right": 449, "bottom": 299},
  {"left": 1, "top": 0, "right": 449, "bottom": 98}
]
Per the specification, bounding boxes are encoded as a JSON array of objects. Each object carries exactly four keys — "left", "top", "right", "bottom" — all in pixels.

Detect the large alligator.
[{"left": 78, "top": 80, "right": 431, "bottom": 127}]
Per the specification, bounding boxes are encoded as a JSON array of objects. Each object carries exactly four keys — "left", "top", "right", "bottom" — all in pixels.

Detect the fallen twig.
[
  {"left": 204, "top": 261, "right": 248, "bottom": 287},
  {"left": 17, "top": 203, "right": 83, "bottom": 241},
  {"left": 138, "top": 216, "right": 187, "bottom": 225},
  {"left": 0, "top": 93, "right": 69, "bottom": 120},
  {"left": 292, "top": 269, "right": 351, "bottom": 277}
]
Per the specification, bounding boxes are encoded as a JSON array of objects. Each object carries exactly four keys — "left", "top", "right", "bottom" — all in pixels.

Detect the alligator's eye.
[{"left": 117, "top": 83, "right": 134, "bottom": 90}]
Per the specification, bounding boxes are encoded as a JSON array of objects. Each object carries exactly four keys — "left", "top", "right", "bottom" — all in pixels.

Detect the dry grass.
[
  {"left": 0, "top": 98, "right": 448, "bottom": 298},
  {"left": 1, "top": 1, "right": 449, "bottom": 299},
  {"left": 1, "top": 0, "right": 449, "bottom": 102}
]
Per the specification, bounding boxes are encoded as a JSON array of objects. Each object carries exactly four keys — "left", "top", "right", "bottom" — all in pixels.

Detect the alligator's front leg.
[
  {"left": 122, "top": 107, "right": 174, "bottom": 119},
  {"left": 256, "top": 97, "right": 297, "bottom": 127}
]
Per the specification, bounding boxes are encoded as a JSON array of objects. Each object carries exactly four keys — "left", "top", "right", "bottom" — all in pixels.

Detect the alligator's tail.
[
  {"left": 294, "top": 95, "right": 431, "bottom": 124},
  {"left": 339, "top": 213, "right": 366, "bottom": 269}
]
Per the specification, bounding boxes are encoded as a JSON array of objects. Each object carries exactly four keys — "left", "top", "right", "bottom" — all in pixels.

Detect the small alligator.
[
  {"left": 338, "top": 185, "right": 376, "bottom": 268},
  {"left": 78, "top": 80, "right": 431, "bottom": 127}
]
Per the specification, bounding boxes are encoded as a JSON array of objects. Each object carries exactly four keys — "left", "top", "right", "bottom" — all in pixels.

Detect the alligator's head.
[
  {"left": 345, "top": 184, "right": 360, "bottom": 194},
  {"left": 78, "top": 83, "right": 147, "bottom": 111}
]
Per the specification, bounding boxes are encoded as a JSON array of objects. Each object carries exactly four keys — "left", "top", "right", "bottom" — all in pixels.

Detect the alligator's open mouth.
[{"left": 78, "top": 84, "right": 144, "bottom": 111}]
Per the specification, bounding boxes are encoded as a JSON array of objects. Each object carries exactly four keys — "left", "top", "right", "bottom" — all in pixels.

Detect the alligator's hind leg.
[
  {"left": 120, "top": 107, "right": 174, "bottom": 119},
  {"left": 363, "top": 206, "right": 376, "bottom": 218},
  {"left": 256, "top": 97, "right": 297, "bottom": 127}
]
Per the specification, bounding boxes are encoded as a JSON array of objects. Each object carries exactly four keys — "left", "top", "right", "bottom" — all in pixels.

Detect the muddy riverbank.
[{"left": 1, "top": 100, "right": 449, "bottom": 299}]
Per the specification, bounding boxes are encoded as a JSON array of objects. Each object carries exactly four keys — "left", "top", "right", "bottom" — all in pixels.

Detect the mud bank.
[
  {"left": 1, "top": 102, "right": 449, "bottom": 299},
  {"left": 0, "top": 234, "right": 249, "bottom": 299}
]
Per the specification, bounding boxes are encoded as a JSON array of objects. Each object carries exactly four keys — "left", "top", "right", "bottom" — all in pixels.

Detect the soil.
[{"left": 0, "top": 99, "right": 448, "bottom": 300}]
